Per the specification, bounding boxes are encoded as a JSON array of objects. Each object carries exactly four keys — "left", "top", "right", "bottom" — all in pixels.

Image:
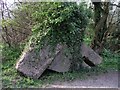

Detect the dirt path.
[{"left": 46, "top": 71, "right": 119, "bottom": 88}]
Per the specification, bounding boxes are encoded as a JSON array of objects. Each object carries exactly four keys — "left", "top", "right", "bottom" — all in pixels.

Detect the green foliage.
[
  {"left": 1, "top": 42, "right": 118, "bottom": 88},
  {"left": 104, "top": 28, "right": 120, "bottom": 53},
  {"left": 31, "top": 2, "right": 88, "bottom": 42},
  {"left": 27, "top": 2, "right": 90, "bottom": 70},
  {"left": 1, "top": 2, "right": 35, "bottom": 47},
  {"left": 83, "top": 26, "right": 94, "bottom": 45},
  {"left": 2, "top": 44, "right": 24, "bottom": 63},
  {"left": 1, "top": 2, "right": 119, "bottom": 88},
  {"left": 99, "top": 49, "right": 119, "bottom": 70}
]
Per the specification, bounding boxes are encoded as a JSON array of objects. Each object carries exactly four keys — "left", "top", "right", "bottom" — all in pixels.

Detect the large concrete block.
[
  {"left": 16, "top": 42, "right": 102, "bottom": 79},
  {"left": 16, "top": 44, "right": 63, "bottom": 79},
  {"left": 48, "top": 43, "right": 102, "bottom": 71},
  {"left": 48, "top": 45, "right": 72, "bottom": 72},
  {"left": 81, "top": 43, "right": 102, "bottom": 65}
]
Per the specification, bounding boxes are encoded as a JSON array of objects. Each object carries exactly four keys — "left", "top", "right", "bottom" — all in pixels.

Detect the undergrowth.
[{"left": 1, "top": 43, "right": 119, "bottom": 88}]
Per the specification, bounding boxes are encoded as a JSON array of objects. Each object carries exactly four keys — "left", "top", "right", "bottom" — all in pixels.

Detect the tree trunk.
[{"left": 91, "top": 1, "right": 109, "bottom": 54}]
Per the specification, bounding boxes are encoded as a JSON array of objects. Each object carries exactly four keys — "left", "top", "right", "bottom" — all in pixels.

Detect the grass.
[
  {"left": 100, "top": 49, "right": 119, "bottom": 71},
  {"left": 1, "top": 43, "right": 119, "bottom": 88}
]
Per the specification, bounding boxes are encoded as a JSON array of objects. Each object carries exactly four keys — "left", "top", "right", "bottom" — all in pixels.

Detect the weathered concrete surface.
[
  {"left": 16, "top": 43, "right": 102, "bottom": 79},
  {"left": 16, "top": 44, "right": 63, "bottom": 79},
  {"left": 48, "top": 43, "right": 102, "bottom": 71},
  {"left": 48, "top": 45, "right": 72, "bottom": 72},
  {"left": 81, "top": 43, "right": 102, "bottom": 65}
]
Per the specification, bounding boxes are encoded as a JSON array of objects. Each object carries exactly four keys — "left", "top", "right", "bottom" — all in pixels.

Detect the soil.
[{"left": 46, "top": 70, "right": 119, "bottom": 88}]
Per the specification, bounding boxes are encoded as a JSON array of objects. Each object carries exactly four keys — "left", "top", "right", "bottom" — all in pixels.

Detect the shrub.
[{"left": 29, "top": 2, "right": 89, "bottom": 70}]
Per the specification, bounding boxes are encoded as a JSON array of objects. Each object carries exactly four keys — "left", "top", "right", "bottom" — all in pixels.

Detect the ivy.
[{"left": 28, "top": 2, "right": 89, "bottom": 71}]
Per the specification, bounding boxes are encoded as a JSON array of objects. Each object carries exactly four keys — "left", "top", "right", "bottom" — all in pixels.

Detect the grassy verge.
[
  {"left": 1, "top": 44, "right": 119, "bottom": 88},
  {"left": 100, "top": 49, "right": 119, "bottom": 71}
]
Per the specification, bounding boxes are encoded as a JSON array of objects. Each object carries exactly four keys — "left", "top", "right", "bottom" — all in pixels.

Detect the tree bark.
[{"left": 91, "top": 1, "right": 109, "bottom": 54}]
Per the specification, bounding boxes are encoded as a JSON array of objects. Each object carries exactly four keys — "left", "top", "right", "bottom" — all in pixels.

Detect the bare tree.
[{"left": 0, "top": 0, "right": 33, "bottom": 47}]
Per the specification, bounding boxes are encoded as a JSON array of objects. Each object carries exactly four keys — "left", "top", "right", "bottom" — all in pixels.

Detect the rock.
[
  {"left": 80, "top": 43, "right": 102, "bottom": 65},
  {"left": 49, "top": 43, "right": 102, "bottom": 71},
  {"left": 16, "top": 42, "right": 102, "bottom": 79},
  {"left": 16, "top": 44, "right": 63, "bottom": 79},
  {"left": 48, "top": 45, "right": 72, "bottom": 72}
]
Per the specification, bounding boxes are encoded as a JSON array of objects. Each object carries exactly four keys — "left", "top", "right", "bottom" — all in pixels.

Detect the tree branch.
[{"left": 110, "top": 3, "right": 120, "bottom": 8}]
